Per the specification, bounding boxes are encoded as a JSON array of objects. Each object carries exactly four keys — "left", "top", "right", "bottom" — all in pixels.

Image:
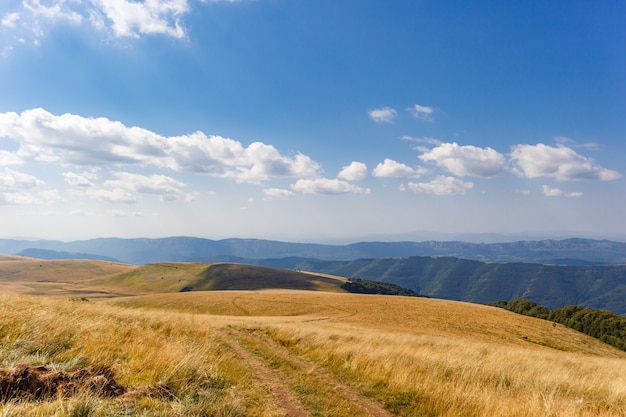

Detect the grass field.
[{"left": 1, "top": 258, "right": 626, "bottom": 416}]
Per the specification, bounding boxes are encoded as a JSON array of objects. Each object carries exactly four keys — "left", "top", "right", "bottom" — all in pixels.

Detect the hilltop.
[{"left": 0, "top": 257, "right": 347, "bottom": 297}]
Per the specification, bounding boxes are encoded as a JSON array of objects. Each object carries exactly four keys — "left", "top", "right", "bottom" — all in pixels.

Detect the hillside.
[
  {"left": 94, "top": 262, "right": 347, "bottom": 294},
  {"left": 0, "top": 256, "right": 135, "bottom": 297},
  {"left": 2, "top": 236, "right": 626, "bottom": 265},
  {"left": 2, "top": 291, "right": 626, "bottom": 416},
  {"left": 0, "top": 257, "right": 347, "bottom": 297},
  {"left": 259, "top": 256, "right": 626, "bottom": 315}
]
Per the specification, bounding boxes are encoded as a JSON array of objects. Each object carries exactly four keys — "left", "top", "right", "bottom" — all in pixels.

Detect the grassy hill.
[
  {"left": 0, "top": 256, "right": 135, "bottom": 297},
  {"left": 2, "top": 291, "right": 626, "bottom": 416},
  {"left": 0, "top": 257, "right": 347, "bottom": 297},
  {"left": 3, "top": 257, "right": 626, "bottom": 415},
  {"left": 95, "top": 262, "right": 347, "bottom": 294}
]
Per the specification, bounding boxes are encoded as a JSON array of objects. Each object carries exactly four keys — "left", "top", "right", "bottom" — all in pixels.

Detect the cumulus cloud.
[
  {"left": 62, "top": 169, "right": 99, "bottom": 187},
  {"left": 104, "top": 171, "right": 186, "bottom": 201},
  {"left": 418, "top": 142, "right": 507, "bottom": 178},
  {"left": 372, "top": 158, "right": 427, "bottom": 178},
  {"left": 0, "top": 168, "right": 56, "bottom": 205},
  {"left": 292, "top": 178, "right": 371, "bottom": 195},
  {"left": 338, "top": 161, "right": 367, "bottom": 181},
  {"left": 263, "top": 188, "right": 294, "bottom": 198},
  {"left": 409, "top": 104, "right": 434, "bottom": 121},
  {"left": 0, "top": 150, "right": 23, "bottom": 166},
  {"left": 0, "top": 108, "right": 321, "bottom": 183},
  {"left": 87, "top": 187, "right": 137, "bottom": 203},
  {"left": 0, "top": 168, "right": 44, "bottom": 190},
  {"left": 368, "top": 107, "right": 397, "bottom": 123},
  {"left": 1, "top": 0, "right": 242, "bottom": 46},
  {"left": 407, "top": 176, "right": 473, "bottom": 195},
  {"left": 90, "top": 0, "right": 189, "bottom": 39},
  {"left": 510, "top": 143, "right": 621, "bottom": 181},
  {"left": 542, "top": 185, "right": 583, "bottom": 198}
]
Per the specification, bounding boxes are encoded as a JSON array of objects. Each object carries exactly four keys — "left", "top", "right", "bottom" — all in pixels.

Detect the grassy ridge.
[
  {"left": 96, "top": 262, "right": 347, "bottom": 295},
  {"left": 0, "top": 258, "right": 347, "bottom": 297},
  {"left": 2, "top": 291, "right": 626, "bottom": 416}
]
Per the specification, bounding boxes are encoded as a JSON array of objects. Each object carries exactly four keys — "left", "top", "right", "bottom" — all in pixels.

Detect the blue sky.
[{"left": 0, "top": 0, "right": 624, "bottom": 243}]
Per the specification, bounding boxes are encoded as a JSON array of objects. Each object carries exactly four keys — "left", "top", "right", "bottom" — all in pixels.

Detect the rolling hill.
[
  {"left": 0, "top": 257, "right": 347, "bottom": 297},
  {"left": 2, "top": 256, "right": 626, "bottom": 414}
]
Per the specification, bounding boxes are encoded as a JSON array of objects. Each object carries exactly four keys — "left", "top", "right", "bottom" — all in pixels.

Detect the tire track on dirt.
[
  {"left": 230, "top": 327, "right": 394, "bottom": 417},
  {"left": 219, "top": 329, "right": 309, "bottom": 417}
]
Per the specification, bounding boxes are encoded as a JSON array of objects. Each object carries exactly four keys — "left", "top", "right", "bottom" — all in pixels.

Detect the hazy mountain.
[
  {"left": 1, "top": 237, "right": 625, "bottom": 265},
  {"left": 16, "top": 248, "right": 120, "bottom": 263},
  {"left": 256, "top": 256, "right": 626, "bottom": 315}
]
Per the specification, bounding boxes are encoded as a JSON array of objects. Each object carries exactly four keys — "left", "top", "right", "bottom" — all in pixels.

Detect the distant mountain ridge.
[
  {"left": 1, "top": 236, "right": 626, "bottom": 265},
  {"left": 255, "top": 257, "right": 626, "bottom": 315}
]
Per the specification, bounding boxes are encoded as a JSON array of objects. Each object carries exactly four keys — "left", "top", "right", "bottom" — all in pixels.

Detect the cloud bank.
[
  {"left": 0, "top": 108, "right": 621, "bottom": 206},
  {"left": 0, "top": 108, "right": 321, "bottom": 183}
]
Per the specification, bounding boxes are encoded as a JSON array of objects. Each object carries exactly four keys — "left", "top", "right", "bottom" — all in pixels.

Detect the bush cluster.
[
  {"left": 341, "top": 278, "right": 424, "bottom": 297},
  {"left": 489, "top": 299, "right": 626, "bottom": 351}
]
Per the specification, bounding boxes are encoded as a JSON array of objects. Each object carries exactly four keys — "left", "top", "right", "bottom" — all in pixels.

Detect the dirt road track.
[{"left": 220, "top": 327, "right": 394, "bottom": 417}]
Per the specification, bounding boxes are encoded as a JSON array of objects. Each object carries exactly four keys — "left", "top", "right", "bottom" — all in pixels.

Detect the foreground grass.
[
  {"left": 2, "top": 291, "right": 626, "bottom": 416},
  {"left": 0, "top": 295, "right": 272, "bottom": 416}
]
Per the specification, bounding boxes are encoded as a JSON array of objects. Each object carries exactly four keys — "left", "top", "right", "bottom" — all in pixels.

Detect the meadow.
[{"left": 1, "top": 258, "right": 626, "bottom": 416}]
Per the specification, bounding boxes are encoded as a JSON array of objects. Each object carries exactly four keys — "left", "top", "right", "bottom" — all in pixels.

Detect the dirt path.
[
  {"left": 222, "top": 327, "right": 394, "bottom": 417},
  {"left": 220, "top": 330, "right": 309, "bottom": 417}
]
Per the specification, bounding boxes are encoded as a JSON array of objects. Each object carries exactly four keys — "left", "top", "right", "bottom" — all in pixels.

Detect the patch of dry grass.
[{"left": 3, "top": 288, "right": 626, "bottom": 416}]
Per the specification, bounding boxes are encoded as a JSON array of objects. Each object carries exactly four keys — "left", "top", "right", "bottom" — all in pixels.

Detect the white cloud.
[
  {"left": 401, "top": 136, "right": 441, "bottom": 145},
  {"left": 542, "top": 185, "right": 583, "bottom": 198},
  {"left": 1, "top": 0, "right": 243, "bottom": 47},
  {"left": 0, "top": 108, "right": 321, "bottom": 183},
  {"left": 292, "top": 178, "right": 371, "bottom": 195},
  {"left": 372, "top": 158, "right": 427, "bottom": 178},
  {"left": 87, "top": 187, "right": 137, "bottom": 203},
  {"left": 1, "top": 12, "right": 20, "bottom": 28},
  {"left": 418, "top": 142, "right": 507, "bottom": 178},
  {"left": 91, "top": 0, "right": 189, "bottom": 39},
  {"left": 0, "top": 168, "right": 59, "bottom": 205},
  {"left": 368, "top": 107, "right": 397, "bottom": 123},
  {"left": 263, "top": 188, "right": 294, "bottom": 198},
  {"left": 409, "top": 104, "right": 434, "bottom": 121},
  {"left": 0, "top": 168, "right": 44, "bottom": 190},
  {"left": 510, "top": 143, "right": 621, "bottom": 181},
  {"left": 104, "top": 171, "right": 186, "bottom": 201},
  {"left": 24, "top": 0, "right": 83, "bottom": 25},
  {"left": 407, "top": 176, "right": 473, "bottom": 195},
  {"left": 338, "top": 161, "right": 367, "bottom": 181},
  {"left": 62, "top": 170, "right": 99, "bottom": 187},
  {"left": 0, "top": 150, "right": 23, "bottom": 165}
]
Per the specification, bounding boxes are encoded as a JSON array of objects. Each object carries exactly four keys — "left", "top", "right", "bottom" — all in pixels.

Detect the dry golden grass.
[
  {"left": 108, "top": 290, "right": 626, "bottom": 416},
  {"left": 2, "top": 258, "right": 626, "bottom": 416},
  {"left": 0, "top": 257, "right": 135, "bottom": 297}
]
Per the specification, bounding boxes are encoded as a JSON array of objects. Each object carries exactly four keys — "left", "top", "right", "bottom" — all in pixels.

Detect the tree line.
[{"left": 489, "top": 299, "right": 626, "bottom": 351}]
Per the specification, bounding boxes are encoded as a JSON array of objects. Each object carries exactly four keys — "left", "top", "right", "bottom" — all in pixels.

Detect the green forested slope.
[
  {"left": 261, "top": 257, "right": 626, "bottom": 315},
  {"left": 490, "top": 299, "right": 626, "bottom": 351}
]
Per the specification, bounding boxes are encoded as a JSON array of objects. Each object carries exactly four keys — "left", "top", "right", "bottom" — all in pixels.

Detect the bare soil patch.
[{"left": 0, "top": 364, "right": 172, "bottom": 403}]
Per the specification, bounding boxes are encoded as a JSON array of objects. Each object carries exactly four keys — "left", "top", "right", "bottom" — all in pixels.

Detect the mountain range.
[
  {"left": 2, "top": 236, "right": 626, "bottom": 314},
  {"left": 2, "top": 236, "right": 626, "bottom": 265}
]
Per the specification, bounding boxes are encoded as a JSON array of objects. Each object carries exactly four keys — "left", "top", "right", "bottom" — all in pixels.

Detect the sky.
[{"left": 0, "top": 0, "right": 624, "bottom": 243}]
